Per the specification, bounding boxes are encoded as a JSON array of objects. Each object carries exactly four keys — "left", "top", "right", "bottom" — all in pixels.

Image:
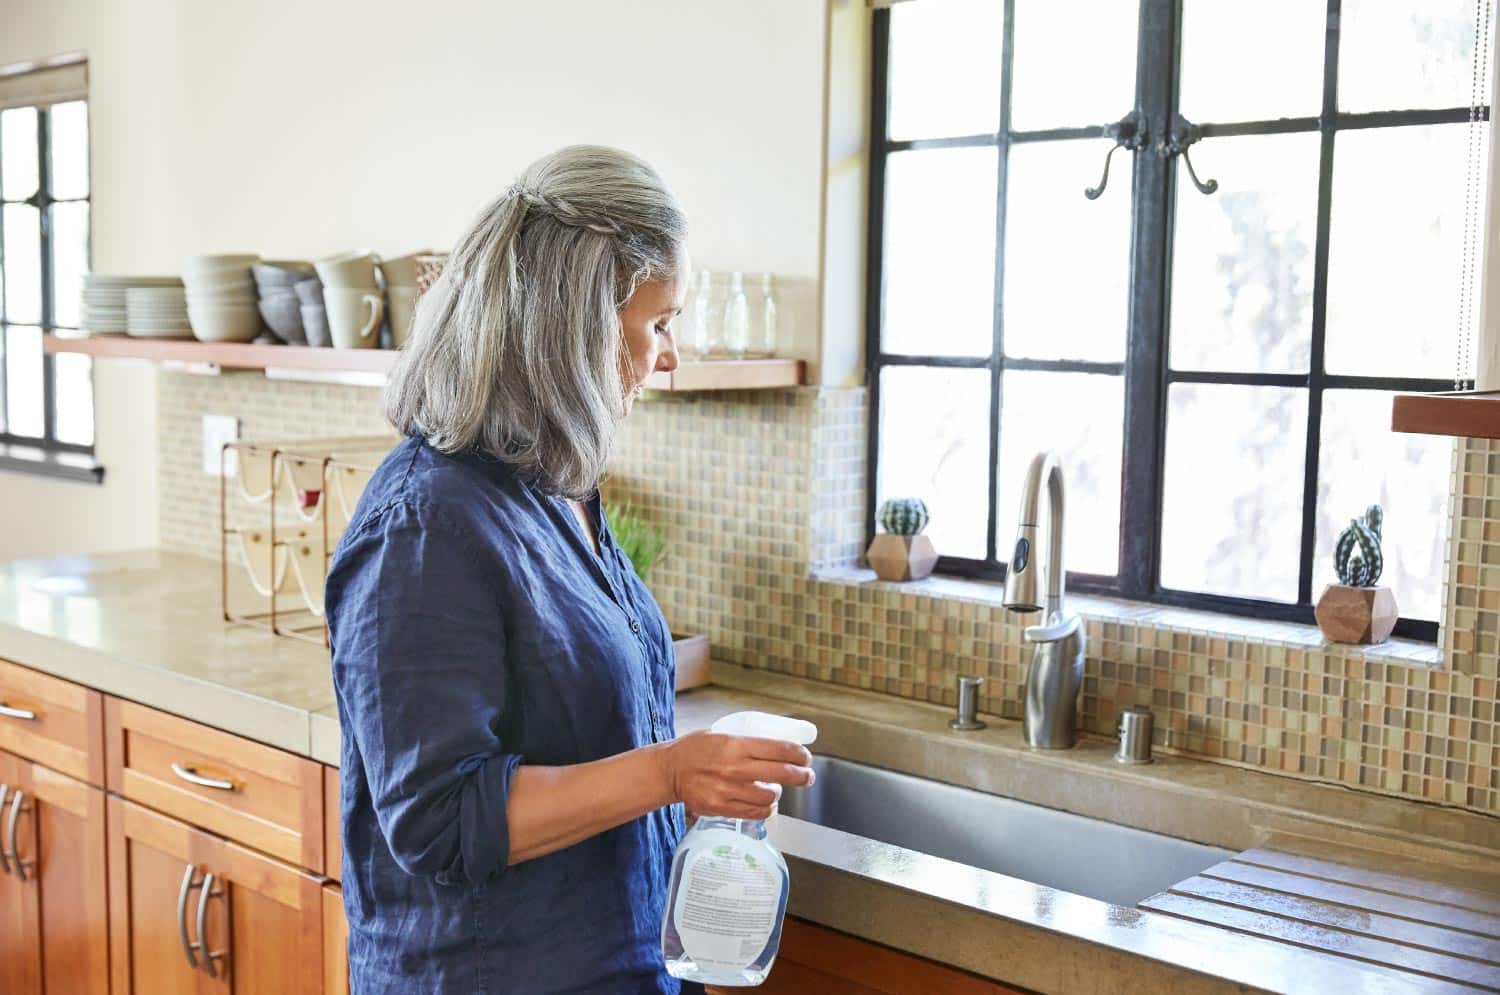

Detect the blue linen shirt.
[{"left": 326, "top": 435, "right": 701, "bottom": 994}]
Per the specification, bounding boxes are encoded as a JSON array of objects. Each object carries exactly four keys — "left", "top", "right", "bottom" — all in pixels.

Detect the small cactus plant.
[
  {"left": 878, "top": 497, "right": 930, "bottom": 536},
  {"left": 1333, "top": 504, "right": 1384, "bottom": 588}
]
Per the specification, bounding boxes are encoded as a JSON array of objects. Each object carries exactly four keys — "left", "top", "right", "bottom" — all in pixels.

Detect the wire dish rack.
[{"left": 220, "top": 435, "right": 398, "bottom": 645}]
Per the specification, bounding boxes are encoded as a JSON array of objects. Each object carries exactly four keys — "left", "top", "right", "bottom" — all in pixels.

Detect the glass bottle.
[
  {"left": 662, "top": 711, "right": 818, "bottom": 988},
  {"left": 676, "top": 273, "right": 701, "bottom": 360},
  {"left": 690, "top": 270, "right": 718, "bottom": 359},
  {"left": 723, "top": 272, "right": 750, "bottom": 358},
  {"left": 756, "top": 273, "right": 778, "bottom": 358}
]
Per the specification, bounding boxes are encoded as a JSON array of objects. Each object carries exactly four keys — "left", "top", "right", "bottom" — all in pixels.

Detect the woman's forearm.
[{"left": 505, "top": 741, "right": 678, "bottom": 865}]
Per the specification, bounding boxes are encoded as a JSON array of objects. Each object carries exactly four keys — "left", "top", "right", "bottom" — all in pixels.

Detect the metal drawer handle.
[
  {"left": 177, "top": 864, "right": 204, "bottom": 969},
  {"left": 0, "top": 702, "right": 36, "bottom": 721},
  {"left": 6, "top": 790, "right": 32, "bottom": 881},
  {"left": 196, "top": 872, "right": 229, "bottom": 978},
  {"left": 171, "top": 762, "right": 235, "bottom": 791},
  {"left": 0, "top": 785, "right": 9, "bottom": 874}
]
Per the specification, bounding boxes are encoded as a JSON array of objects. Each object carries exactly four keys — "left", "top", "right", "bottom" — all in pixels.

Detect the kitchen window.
[
  {"left": 866, "top": 1, "right": 1490, "bottom": 640},
  {"left": 0, "top": 58, "right": 97, "bottom": 482}
]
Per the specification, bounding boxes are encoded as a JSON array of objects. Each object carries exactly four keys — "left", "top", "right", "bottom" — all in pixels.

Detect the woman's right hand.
[{"left": 661, "top": 731, "right": 815, "bottom": 821}]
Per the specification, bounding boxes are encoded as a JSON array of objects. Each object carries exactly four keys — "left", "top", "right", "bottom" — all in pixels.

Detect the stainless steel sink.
[{"left": 777, "top": 756, "right": 1233, "bottom": 907}]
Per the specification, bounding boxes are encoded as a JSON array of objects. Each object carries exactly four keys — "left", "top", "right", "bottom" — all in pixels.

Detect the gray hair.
[{"left": 384, "top": 144, "right": 688, "bottom": 498}]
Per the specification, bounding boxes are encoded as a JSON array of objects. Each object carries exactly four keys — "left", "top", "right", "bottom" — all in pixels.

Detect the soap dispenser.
[{"left": 661, "top": 711, "right": 818, "bottom": 987}]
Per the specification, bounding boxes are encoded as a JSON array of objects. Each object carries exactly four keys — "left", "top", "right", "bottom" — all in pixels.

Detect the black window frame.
[
  {"left": 0, "top": 87, "right": 98, "bottom": 477},
  {"left": 865, "top": 0, "right": 1486, "bottom": 642}
]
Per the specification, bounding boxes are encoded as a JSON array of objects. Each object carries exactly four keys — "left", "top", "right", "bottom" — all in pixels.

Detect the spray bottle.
[{"left": 661, "top": 711, "right": 818, "bottom": 987}]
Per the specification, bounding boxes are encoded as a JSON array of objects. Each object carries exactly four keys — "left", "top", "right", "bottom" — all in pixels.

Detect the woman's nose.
[{"left": 657, "top": 340, "right": 680, "bottom": 374}]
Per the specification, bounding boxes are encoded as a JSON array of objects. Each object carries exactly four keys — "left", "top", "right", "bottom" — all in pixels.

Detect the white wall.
[{"left": 0, "top": 0, "right": 833, "bottom": 560}]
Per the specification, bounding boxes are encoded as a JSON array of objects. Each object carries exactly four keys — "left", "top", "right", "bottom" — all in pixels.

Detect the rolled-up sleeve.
[{"left": 328, "top": 501, "right": 521, "bottom": 885}]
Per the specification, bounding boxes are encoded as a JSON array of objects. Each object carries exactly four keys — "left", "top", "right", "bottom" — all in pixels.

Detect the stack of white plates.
[
  {"left": 183, "top": 254, "right": 262, "bottom": 342},
  {"left": 82, "top": 275, "right": 182, "bottom": 335},
  {"left": 126, "top": 286, "right": 192, "bottom": 338}
]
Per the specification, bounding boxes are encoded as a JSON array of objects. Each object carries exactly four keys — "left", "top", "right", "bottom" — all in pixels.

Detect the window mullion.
[
  {"left": 1119, "top": 0, "right": 1176, "bottom": 599},
  {"left": 987, "top": 0, "right": 1016, "bottom": 567},
  {"left": 862, "top": 10, "right": 893, "bottom": 546},
  {"left": 38, "top": 104, "right": 57, "bottom": 447},
  {"left": 1297, "top": 0, "right": 1342, "bottom": 607}
]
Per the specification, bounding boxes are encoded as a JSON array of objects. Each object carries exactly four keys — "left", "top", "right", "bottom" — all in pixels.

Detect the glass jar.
[
  {"left": 690, "top": 271, "right": 722, "bottom": 359},
  {"left": 723, "top": 272, "right": 750, "bottom": 358}
]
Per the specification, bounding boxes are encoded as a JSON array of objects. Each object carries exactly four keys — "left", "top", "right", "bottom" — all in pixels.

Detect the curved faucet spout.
[{"left": 1002, "top": 451, "right": 1066, "bottom": 621}]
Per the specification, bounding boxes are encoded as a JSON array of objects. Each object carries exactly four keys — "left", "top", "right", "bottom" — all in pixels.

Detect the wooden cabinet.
[
  {"left": 322, "top": 766, "right": 340, "bottom": 880},
  {"left": 0, "top": 658, "right": 105, "bottom": 786},
  {"left": 0, "top": 749, "right": 111, "bottom": 994},
  {"left": 106, "top": 698, "right": 324, "bottom": 871},
  {"left": 106, "top": 795, "right": 324, "bottom": 994},
  {"left": 322, "top": 885, "right": 349, "bottom": 995},
  {"left": 705, "top": 918, "right": 1025, "bottom": 995}
]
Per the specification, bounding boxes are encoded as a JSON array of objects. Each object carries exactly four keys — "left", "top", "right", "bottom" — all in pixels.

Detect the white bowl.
[
  {"left": 183, "top": 254, "right": 258, "bottom": 272},
  {"left": 189, "top": 307, "right": 262, "bottom": 342},
  {"left": 184, "top": 273, "right": 255, "bottom": 291},
  {"left": 186, "top": 290, "right": 257, "bottom": 304}
]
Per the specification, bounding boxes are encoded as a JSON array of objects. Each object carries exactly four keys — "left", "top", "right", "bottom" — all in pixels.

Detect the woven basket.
[{"left": 414, "top": 253, "right": 449, "bottom": 296}]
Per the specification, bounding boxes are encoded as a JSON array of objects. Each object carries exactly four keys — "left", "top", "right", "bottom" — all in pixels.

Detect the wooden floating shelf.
[
  {"left": 1391, "top": 390, "right": 1500, "bottom": 439},
  {"left": 43, "top": 334, "right": 804, "bottom": 392}
]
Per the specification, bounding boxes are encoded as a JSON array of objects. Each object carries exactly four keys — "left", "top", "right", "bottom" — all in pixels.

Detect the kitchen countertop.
[{"left": 0, "top": 550, "right": 1495, "bottom": 993}]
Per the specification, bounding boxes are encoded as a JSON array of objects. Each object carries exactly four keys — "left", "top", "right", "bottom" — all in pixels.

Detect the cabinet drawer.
[
  {"left": 106, "top": 697, "right": 324, "bottom": 871},
  {"left": 0, "top": 658, "right": 104, "bottom": 786}
]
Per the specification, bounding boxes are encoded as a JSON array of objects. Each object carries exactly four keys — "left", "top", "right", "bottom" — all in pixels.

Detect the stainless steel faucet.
[{"left": 1002, "top": 451, "right": 1086, "bottom": 749}]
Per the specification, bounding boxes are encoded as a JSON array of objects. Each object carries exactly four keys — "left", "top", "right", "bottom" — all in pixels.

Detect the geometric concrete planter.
[
  {"left": 866, "top": 533, "right": 938, "bottom": 582},
  {"left": 1314, "top": 584, "right": 1398, "bottom": 645}
]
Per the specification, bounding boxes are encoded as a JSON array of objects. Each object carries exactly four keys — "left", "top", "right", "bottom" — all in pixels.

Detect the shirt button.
[{"left": 629, "top": 619, "right": 641, "bottom": 634}]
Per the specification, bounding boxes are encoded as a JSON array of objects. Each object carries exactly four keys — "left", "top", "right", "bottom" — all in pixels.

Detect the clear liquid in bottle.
[{"left": 661, "top": 711, "right": 817, "bottom": 987}]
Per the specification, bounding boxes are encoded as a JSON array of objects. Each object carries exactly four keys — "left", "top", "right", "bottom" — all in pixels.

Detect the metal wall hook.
[
  {"left": 1085, "top": 110, "right": 1147, "bottom": 201},
  {"left": 1163, "top": 113, "right": 1219, "bottom": 195}
]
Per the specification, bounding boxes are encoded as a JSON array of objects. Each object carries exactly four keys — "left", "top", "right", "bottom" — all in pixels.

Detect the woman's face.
[{"left": 618, "top": 257, "right": 687, "bottom": 414}]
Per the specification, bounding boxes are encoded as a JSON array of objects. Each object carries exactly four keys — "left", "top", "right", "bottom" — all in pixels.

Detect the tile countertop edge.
[{"left": 0, "top": 618, "right": 316, "bottom": 757}]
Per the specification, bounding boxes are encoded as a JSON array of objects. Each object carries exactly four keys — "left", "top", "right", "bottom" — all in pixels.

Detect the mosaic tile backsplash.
[{"left": 157, "top": 374, "right": 1498, "bottom": 815}]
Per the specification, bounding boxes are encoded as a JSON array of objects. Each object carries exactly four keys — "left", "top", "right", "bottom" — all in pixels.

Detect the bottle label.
[{"left": 673, "top": 838, "right": 780, "bottom": 973}]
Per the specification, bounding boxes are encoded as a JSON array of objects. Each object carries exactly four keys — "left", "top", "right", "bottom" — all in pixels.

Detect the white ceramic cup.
[
  {"left": 315, "top": 250, "right": 380, "bottom": 289},
  {"left": 378, "top": 250, "right": 432, "bottom": 289},
  {"left": 387, "top": 286, "right": 420, "bottom": 349},
  {"left": 323, "top": 287, "right": 383, "bottom": 349}
]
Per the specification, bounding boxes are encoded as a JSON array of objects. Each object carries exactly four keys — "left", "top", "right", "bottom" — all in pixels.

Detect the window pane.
[
  {"left": 5, "top": 325, "right": 44, "bottom": 439},
  {"left": 1, "top": 108, "right": 39, "bottom": 200},
  {"left": 51, "top": 201, "right": 89, "bottom": 328},
  {"left": 877, "top": 366, "right": 991, "bottom": 560},
  {"left": 1340, "top": 1, "right": 1483, "bottom": 113},
  {"left": 996, "top": 371, "right": 1123, "bottom": 577},
  {"left": 1002, "top": 140, "right": 1130, "bottom": 362},
  {"left": 3, "top": 204, "right": 42, "bottom": 324},
  {"left": 887, "top": 0, "right": 1004, "bottom": 141},
  {"left": 1317, "top": 390, "right": 1448, "bottom": 622},
  {"left": 1169, "top": 133, "right": 1319, "bottom": 373},
  {"left": 1326, "top": 125, "right": 1482, "bottom": 379},
  {"left": 883, "top": 147, "right": 997, "bottom": 357},
  {"left": 49, "top": 101, "right": 89, "bottom": 200},
  {"left": 1161, "top": 384, "right": 1308, "bottom": 602},
  {"left": 1009, "top": 0, "right": 1139, "bottom": 131},
  {"left": 53, "top": 351, "right": 94, "bottom": 447},
  {"left": 1179, "top": 1, "right": 1324, "bottom": 123}
]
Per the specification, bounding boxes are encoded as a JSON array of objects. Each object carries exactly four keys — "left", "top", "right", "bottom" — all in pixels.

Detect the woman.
[{"left": 326, "top": 145, "right": 814, "bottom": 994}]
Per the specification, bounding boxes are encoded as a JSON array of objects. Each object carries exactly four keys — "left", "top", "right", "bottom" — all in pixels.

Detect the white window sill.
[{"left": 812, "top": 565, "right": 1442, "bottom": 669}]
